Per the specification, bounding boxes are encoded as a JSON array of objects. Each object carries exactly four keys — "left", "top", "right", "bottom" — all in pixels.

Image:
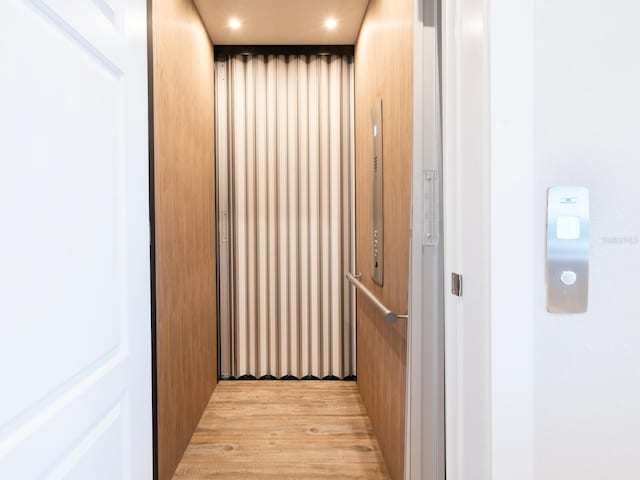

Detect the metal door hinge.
[
  {"left": 423, "top": 170, "right": 440, "bottom": 246},
  {"left": 221, "top": 209, "right": 229, "bottom": 242},
  {"left": 451, "top": 273, "right": 462, "bottom": 296}
]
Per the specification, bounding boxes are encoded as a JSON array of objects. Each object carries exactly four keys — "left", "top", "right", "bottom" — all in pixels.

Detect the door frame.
[
  {"left": 439, "top": 0, "right": 493, "bottom": 476},
  {"left": 404, "top": 0, "right": 445, "bottom": 478},
  {"left": 438, "top": 0, "right": 536, "bottom": 479}
]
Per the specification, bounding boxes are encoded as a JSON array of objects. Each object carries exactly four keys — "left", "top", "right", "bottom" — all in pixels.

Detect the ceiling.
[{"left": 193, "top": 0, "right": 370, "bottom": 45}]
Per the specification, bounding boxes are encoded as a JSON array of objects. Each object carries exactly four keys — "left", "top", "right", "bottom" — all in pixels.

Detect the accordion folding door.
[{"left": 215, "top": 53, "right": 356, "bottom": 379}]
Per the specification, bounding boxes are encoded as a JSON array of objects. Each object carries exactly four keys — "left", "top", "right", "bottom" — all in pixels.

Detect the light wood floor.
[{"left": 173, "top": 381, "right": 391, "bottom": 479}]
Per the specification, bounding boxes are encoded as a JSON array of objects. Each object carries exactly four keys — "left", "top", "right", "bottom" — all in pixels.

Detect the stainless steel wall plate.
[
  {"left": 546, "top": 186, "right": 590, "bottom": 313},
  {"left": 371, "top": 98, "right": 384, "bottom": 286}
]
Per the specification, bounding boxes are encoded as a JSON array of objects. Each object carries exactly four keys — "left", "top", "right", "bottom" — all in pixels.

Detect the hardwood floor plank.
[
  {"left": 174, "top": 462, "right": 391, "bottom": 479},
  {"left": 189, "top": 419, "right": 375, "bottom": 441},
  {"left": 180, "top": 440, "right": 384, "bottom": 464},
  {"left": 173, "top": 381, "right": 391, "bottom": 479}
]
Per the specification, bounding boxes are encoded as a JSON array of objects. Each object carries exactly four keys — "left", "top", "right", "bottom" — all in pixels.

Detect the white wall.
[
  {"left": 533, "top": 1, "right": 640, "bottom": 478},
  {"left": 448, "top": 1, "right": 640, "bottom": 479},
  {"left": 489, "top": 0, "right": 535, "bottom": 478}
]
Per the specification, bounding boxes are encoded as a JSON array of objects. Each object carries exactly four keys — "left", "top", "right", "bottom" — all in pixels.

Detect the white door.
[{"left": 0, "top": 1, "right": 152, "bottom": 478}]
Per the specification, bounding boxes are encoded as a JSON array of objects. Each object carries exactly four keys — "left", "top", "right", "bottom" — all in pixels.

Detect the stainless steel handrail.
[{"left": 346, "top": 272, "right": 408, "bottom": 324}]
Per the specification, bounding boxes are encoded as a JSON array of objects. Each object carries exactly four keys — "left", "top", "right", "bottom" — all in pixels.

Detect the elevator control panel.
[
  {"left": 546, "top": 186, "right": 590, "bottom": 313},
  {"left": 371, "top": 98, "right": 384, "bottom": 286}
]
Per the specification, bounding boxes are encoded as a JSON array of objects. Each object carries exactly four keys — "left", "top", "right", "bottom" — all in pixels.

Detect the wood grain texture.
[
  {"left": 152, "top": 1, "right": 217, "bottom": 478},
  {"left": 354, "top": 0, "right": 414, "bottom": 478},
  {"left": 173, "top": 381, "right": 391, "bottom": 479}
]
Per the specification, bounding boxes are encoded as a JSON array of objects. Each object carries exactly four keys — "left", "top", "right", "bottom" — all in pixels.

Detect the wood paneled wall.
[
  {"left": 151, "top": 1, "right": 217, "bottom": 479},
  {"left": 354, "top": 0, "right": 413, "bottom": 478}
]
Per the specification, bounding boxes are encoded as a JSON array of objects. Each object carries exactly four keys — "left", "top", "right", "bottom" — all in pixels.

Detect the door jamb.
[
  {"left": 440, "top": 0, "right": 493, "bottom": 477},
  {"left": 439, "top": 1, "right": 536, "bottom": 479},
  {"left": 404, "top": 0, "right": 445, "bottom": 479}
]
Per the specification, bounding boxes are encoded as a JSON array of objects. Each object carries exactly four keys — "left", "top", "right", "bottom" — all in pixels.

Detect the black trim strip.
[
  {"left": 227, "top": 375, "right": 357, "bottom": 381},
  {"left": 146, "top": 1, "right": 158, "bottom": 479},
  {"left": 214, "top": 44, "right": 354, "bottom": 60}
]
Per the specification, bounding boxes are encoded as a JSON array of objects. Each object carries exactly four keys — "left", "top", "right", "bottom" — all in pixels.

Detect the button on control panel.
[{"left": 560, "top": 270, "right": 577, "bottom": 286}]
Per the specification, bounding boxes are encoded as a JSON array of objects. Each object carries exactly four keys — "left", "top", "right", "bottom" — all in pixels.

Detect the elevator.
[{"left": 150, "top": 0, "right": 438, "bottom": 479}]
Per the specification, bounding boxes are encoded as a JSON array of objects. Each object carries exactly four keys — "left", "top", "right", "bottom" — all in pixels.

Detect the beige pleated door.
[{"left": 216, "top": 54, "right": 356, "bottom": 379}]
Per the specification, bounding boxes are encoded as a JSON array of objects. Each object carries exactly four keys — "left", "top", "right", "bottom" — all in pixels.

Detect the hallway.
[{"left": 173, "top": 381, "right": 390, "bottom": 479}]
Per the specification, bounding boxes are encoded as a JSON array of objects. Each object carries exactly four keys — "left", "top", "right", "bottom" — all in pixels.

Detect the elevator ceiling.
[{"left": 194, "top": 0, "right": 370, "bottom": 45}]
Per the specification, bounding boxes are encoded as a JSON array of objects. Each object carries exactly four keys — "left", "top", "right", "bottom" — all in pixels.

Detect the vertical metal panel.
[
  {"left": 215, "top": 62, "right": 231, "bottom": 377},
  {"left": 349, "top": 65, "right": 357, "bottom": 375},
  {"left": 307, "top": 56, "right": 321, "bottom": 378},
  {"left": 216, "top": 54, "right": 355, "bottom": 379},
  {"left": 266, "top": 57, "right": 278, "bottom": 375},
  {"left": 298, "top": 57, "right": 310, "bottom": 376},
  {"left": 255, "top": 57, "right": 269, "bottom": 377}
]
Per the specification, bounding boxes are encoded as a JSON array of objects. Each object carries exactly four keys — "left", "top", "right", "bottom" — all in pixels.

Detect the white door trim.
[
  {"left": 441, "top": 0, "right": 536, "bottom": 479},
  {"left": 441, "top": 0, "right": 492, "bottom": 478}
]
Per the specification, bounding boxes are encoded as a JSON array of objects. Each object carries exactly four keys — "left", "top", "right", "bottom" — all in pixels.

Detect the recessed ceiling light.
[
  {"left": 324, "top": 17, "right": 338, "bottom": 30},
  {"left": 229, "top": 17, "right": 241, "bottom": 30}
]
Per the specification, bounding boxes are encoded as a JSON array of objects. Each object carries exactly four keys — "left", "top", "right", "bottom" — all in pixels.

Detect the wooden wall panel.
[
  {"left": 354, "top": 0, "right": 413, "bottom": 478},
  {"left": 151, "top": 1, "right": 217, "bottom": 479}
]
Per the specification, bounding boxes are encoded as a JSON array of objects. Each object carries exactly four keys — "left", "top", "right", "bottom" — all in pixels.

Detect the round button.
[{"left": 560, "top": 270, "right": 577, "bottom": 286}]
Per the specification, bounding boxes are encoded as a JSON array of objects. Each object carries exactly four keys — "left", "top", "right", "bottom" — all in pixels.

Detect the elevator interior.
[{"left": 151, "top": 0, "right": 415, "bottom": 478}]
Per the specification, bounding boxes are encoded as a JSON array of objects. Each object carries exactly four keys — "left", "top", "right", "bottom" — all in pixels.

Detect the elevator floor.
[{"left": 173, "top": 380, "right": 391, "bottom": 479}]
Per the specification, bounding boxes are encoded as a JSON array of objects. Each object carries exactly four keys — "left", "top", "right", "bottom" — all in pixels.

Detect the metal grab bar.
[{"left": 346, "top": 272, "right": 408, "bottom": 324}]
